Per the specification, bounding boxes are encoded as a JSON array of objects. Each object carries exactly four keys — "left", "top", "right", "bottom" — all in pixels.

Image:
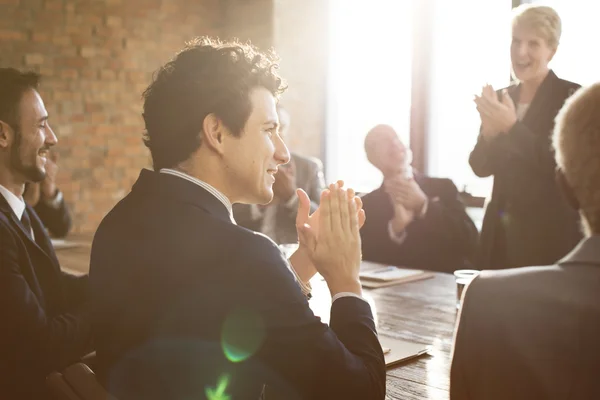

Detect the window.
[
  {"left": 426, "top": 0, "right": 513, "bottom": 197},
  {"left": 530, "top": 0, "right": 600, "bottom": 85},
  {"left": 326, "top": 0, "right": 413, "bottom": 193}
]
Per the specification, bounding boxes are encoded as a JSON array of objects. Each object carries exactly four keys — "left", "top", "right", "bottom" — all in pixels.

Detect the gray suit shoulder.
[{"left": 291, "top": 152, "right": 323, "bottom": 172}]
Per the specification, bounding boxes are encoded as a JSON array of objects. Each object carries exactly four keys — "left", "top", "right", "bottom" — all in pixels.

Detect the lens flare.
[
  {"left": 221, "top": 308, "right": 265, "bottom": 363},
  {"left": 205, "top": 374, "right": 231, "bottom": 400}
]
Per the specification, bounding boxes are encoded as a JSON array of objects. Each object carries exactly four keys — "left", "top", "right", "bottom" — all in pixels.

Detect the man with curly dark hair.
[{"left": 91, "top": 37, "right": 386, "bottom": 400}]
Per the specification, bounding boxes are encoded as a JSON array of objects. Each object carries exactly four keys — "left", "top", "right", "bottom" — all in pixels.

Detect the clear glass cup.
[{"left": 453, "top": 269, "right": 480, "bottom": 310}]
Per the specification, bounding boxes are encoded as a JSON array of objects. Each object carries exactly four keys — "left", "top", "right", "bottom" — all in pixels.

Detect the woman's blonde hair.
[{"left": 512, "top": 4, "right": 562, "bottom": 49}]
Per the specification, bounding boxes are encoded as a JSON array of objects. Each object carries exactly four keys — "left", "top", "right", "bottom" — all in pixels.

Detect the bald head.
[{"left": 364, "top": 124, "right": 410, "bottom": 177}]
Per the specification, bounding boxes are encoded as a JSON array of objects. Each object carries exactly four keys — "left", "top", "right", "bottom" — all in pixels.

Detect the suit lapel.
[
  {"left": 0, "top": 194, "right": 60, "bottom": 271},
  {"left": 27, "top": 204, "right": 62, "bottom": 269},
  {"left": 522, "top": 70, "right": 558, "bottom": 130}
]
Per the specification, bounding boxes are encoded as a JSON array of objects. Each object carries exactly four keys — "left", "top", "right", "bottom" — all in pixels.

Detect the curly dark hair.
[
  {"left": 142, "top": 36, "right": 287, "bottom": 170},
  {"left": 0, "top": 68, "right": 40, "bottom": 130}
]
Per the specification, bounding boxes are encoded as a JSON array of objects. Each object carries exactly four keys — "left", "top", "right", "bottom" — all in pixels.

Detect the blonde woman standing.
[{"left": 470, "top": 4, "right": 581, "bottom": 269}]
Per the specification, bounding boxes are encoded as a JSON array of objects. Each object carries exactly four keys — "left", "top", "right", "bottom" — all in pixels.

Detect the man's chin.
[
  {"left": 22, "top": 167, "right": 45, "bottom": 183},
  {"left": 258, "top": 191, "right": 274, "bottom": 205},
  {"left": 236, "top": 189, "right": 273, "bottom": 205}
]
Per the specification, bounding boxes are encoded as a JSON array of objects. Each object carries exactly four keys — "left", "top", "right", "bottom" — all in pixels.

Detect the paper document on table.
[
  {"left": 51, "top": 238, "right": 82, "bottom": 250},
  {"left": 379, "top": 336, "right": 430, "bottom": 368},
  {"left": 360, "top": 264, "right": 434, "bottom": 288}
]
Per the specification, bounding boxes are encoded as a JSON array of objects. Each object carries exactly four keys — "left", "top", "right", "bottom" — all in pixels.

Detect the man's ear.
[
  {"left": 0, "top": 120, "right": 13, "bottom": 149},
  {"left": 556, "top": 168, "right": 580, "bottom": 210},
  {"left": 201, "top": 113, "right": 227, "bottom": 155}
]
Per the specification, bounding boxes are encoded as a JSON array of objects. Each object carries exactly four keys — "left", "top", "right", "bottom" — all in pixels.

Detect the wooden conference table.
[{"left": 55, "top": 234, "right": 457, "bottom": 400}]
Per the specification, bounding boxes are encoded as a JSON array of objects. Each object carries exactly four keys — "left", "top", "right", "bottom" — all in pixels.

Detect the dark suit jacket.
[
  {"left": 91, "top": 169, "right": 385, "bottom": 400},
  {"left": 33, "top": 193, "right": 72, "bottom": 238},
  {"left": 360, "top": 175, "right": 478, "bottom": 272},
  {"left": 0, "top": 195, "right": 91, "bottom": 400},
  {"left": 234, "top": 153, "right": 325, "bottom": 244},
  {"left": 451, "top": 236, "right": 600, "bottom": 400},
  {"left": 469, "top": 70, "right": 582, "bottom": 269}
]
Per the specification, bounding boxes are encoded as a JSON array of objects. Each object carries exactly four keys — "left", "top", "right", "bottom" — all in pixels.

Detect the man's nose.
[{"left": 274, "top": 134, "right": 290, "bottom": 166}]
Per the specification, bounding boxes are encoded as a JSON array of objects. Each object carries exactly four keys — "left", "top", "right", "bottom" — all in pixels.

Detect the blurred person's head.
[
  {"left": 510, "top": 4, "right": 561, "bottom": 84},
  {"left": 364, "top": 124, "right": 411, "bottom": 178},
  {"left": 553, "top": 83, "right": 600, "bottom": 236},
  {"left": 0, "top": 68, "right": 57, "bottom": 191},
  {"left": 142, "top": 37, "right": 289, "bottom": 205}
]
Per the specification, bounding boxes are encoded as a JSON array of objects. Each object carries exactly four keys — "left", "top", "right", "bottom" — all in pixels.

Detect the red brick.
[
  {"left": 85, "top": 103, "right": 104, "bottom": 113},
  {"left": 100, "top": 69, "right": 116, "bottom": 80},
  {"left": 0, "top": 0, "right": 223, "bottom": 233},
  {"left": 70, "top": 35, "right": 94, "bottom": 46},
  {"left": 60, "top": 69, "right": 79, "bottom": 79},
  {"left": 45, "top": 0, "right": 63, "bottom": 11},
  {"left": 0, "top": 29, "right": 25, "bottom": 40},
  {"left": 79, "top": 46, "right": 96, "bottom": 58},
  {"left": 31, "top": 32, "right": 51, "bottom": 42},
  {"left": 56, "top": 56, "right": 89, "bottom": 68},
  {"left": 24, "top": 53, "right": 44, "bottom": 65},
  {"left": 52, "top": 35, "right": 71, "bottom": 46}
]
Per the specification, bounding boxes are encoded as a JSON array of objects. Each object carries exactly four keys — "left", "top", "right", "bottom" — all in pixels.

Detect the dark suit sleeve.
[
  {"left": 61, "top": 273, "right": 90, "bottom": 306},
  {"left": 450, "top": 281, "right": 473, "bottom": 400},
  {"left": 0, "top": 223, "right": 92, "bottom": 373},
  {"left": 361, "top": 182, "right": 477, "bottom": 271},
  {"left": 451, "top": 274, "right": 489, "bottom": 400},
  {"left": 469, "top": 130, "right": 501, "bottom": 178},
  {"left": 34, "top": 193, "right": 72, "bottom": 238},
  {"left": 245, "top": 245, "right": 385, "bottom": 399},
  {"left": 403, "top": 180, "right": 478, "bottom": 269},
  {"left": 492, "top": 121, "right": 556, "bottom": 175}
]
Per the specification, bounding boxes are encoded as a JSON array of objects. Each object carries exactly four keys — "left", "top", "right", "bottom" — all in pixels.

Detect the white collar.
[
  {"left": 0, "top": 184, "right": 25, "bottom": 220},
  {"left": 159, "top": 168, "right": 234, "bottom": 221}
]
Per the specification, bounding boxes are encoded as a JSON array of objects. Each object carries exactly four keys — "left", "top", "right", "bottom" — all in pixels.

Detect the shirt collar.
[
  {"left": 159, "top": 168, "right": 235, "bottom": 222},
  {"left": 0, "top": 184, "right": 25, "bottom": 220}
]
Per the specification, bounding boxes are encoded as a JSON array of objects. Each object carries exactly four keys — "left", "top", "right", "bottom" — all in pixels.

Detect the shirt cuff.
[
  {"left": 42, "top": 190, "right": 63, "bottom": 209},
  {"left": 387, "top": 220, "right": 407, "bottom": 245},
  {"left": 332, "top": 292, "right": 367, "bottom": 303},
  {"left": 288, "top": 259, "right": 312, "bottom": 298}
]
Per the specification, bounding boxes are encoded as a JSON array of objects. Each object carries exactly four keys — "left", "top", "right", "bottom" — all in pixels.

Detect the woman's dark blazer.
[{"left": 469, "top": 70, "right": 582, "bottom": 269}]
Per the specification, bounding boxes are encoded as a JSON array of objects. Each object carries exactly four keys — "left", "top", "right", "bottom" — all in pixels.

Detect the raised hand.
[
  {"left": 384, "top": 176, "right": 427, "bottom": 214},
  {"left": 297, "top": 183, "right": 362, "bottom": 296},
  {"left": 296, "top": 180, "right": 365, "bottom": 243}
]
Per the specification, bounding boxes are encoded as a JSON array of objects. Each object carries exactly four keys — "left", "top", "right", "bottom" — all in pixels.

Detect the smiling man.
[
  {"left": 90, "top": 37, "right": 385, "bottom": 400},
  {"left": 0, "top": 68, "right": 92, "bottom": 399}
]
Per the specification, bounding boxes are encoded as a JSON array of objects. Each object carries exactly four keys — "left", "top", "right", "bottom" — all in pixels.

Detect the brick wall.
[{"left": 0, "top": 0, "right": 223, "bottom": 233}]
